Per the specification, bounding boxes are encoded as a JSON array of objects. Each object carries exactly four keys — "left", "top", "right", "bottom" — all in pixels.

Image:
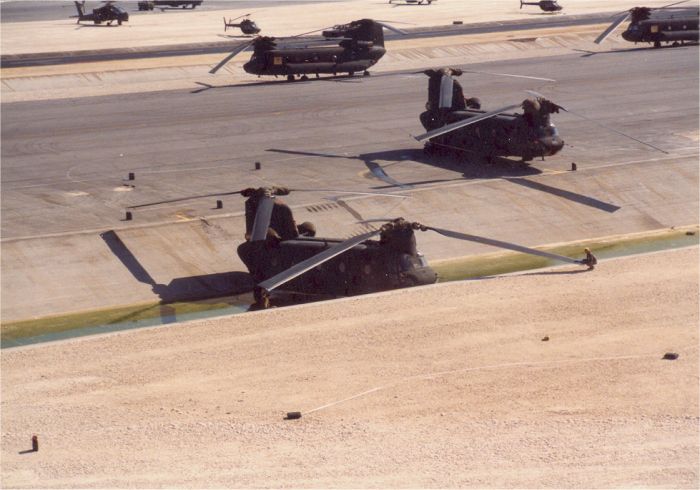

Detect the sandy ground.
[{"left": 2, "top": 247, "right": 698, "bottom": 488}]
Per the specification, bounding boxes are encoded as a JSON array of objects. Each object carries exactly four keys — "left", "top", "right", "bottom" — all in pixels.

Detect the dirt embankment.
[{"left": 2, "top": 247, "right": 697, "bottom": 488}]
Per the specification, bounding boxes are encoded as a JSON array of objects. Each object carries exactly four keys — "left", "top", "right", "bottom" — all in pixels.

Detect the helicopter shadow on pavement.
[
  {"left": 573, "top": 44, "right": 697, "bottom": 58},
  {"left": 266, "top": 147, "right": 542, "bottom": 189},
  {"left": 190, "top": 76, "right": 360, "bottom": 94},
  {"left": 100, "top": 231, "right": 254, "bottom": 322},
  {"left": 266, "top": 147, "right": 621, "bottom": 213}
]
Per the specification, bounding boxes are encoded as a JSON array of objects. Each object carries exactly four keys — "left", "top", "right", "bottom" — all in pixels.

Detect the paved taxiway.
[{"left": 3, "top": 47, "right": 697, "bottom": 238}]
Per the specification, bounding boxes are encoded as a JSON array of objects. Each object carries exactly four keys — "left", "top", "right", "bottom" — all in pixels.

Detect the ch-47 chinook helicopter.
[
  {"left": 209, "top": 19, "right": 407, "bottom": 81},
  {"left": 519, "top": 0, "right": 563, "bottom": 12},
  {"left": 389, "top": 0, "right": 436, "bottom": 4},
  {"left": 72, "top": 1, "right": 128, "bottom": 25},
  {"left": 594, "top": 0, "right": 699, "bottom": 48},
  {"left": 123, "top": 186, "right": 594, "bottom": 308},
  {"left": 223, "top": 14, "right": 261, "bottom": 36},
  {"left": 414, "top": 67, "right": 667, "bottom": 164}
]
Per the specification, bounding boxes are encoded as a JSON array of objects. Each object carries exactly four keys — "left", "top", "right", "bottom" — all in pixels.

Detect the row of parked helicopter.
[{"left": 109, "top": 2, "right": 697, "bottom": 308}]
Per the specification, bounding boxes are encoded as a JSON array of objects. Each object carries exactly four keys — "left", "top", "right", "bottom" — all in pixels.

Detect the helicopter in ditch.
[
  {"left": 594, "top": 1, "right": 699, "bottom": 48},
  {"left": 414, "top": 67, "right": 666, "bottom": 164},
  {"left": 72, "top": 1, "right": 128, "bottom": 25},
  {"left": 209, "top": 18, "right": 407, "bottom": 81},
  {"left": 519, "top": 0, "right": 563, "bottom": 13},
  {"left": 223, "top": 14, "right": 261, "bottom": 36},
  {"left": 122, "top": 186, "right": 595, "bottom": 309}
]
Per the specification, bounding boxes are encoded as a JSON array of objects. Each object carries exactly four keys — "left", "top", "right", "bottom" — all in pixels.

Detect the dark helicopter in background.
[
  {"left": 137, "top": 0, "right": 203, "bottom": 9},
  {"left": 594, "top": 0, "right": 699, "bottom": 48},
  {"left": 414, "top": 67, "right": 666, "bottom": 164},
  {"left": 519, "top": 0, "right": 563, "bottom": 13},
  {"left": 209, "top": 19, "right": 407, "bottom": 81},
  {"left": 223, "top": 14, "right": 261, "bottom": 36},
  {"left": 73, "top": 1, "right": 128, "bottom": 25},
  {"left": 123, "top": 186, "right": 592, "bottom": 308}
]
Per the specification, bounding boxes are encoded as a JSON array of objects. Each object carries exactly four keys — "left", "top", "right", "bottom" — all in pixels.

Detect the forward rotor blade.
[
  {"left": 659, "top": 0, "right": 689, "bottom": 9},
  {"left": 562, "top": 107, "right": 669, "bottom": 154},
  {"left": 250, "top": 194, "right": 275, "bottom": 242},
  {"left": 462, "top": 69, "right": 556, "bottom": 82},
  {"left": 414, "top": 104, "right": 521, "bottom": 142},
  {"left": 525, "top": 91, "right": 668, "bottom": 154},
  {"left": 594, "top": 12, "right": 630, "bottom": 44},
  {"left": 425, "top": 226, "right": 581, "bottom": 264},
  {"left": 128, "top": 190, "right": 243, "bottom": 209},
  {"left": 376, "top": 21, "right": 408, "bottom": 35},
  {"left": 259, "top": 228, "right": 383, "bottom": 292},
  {"left": 209, "top": 41, "right": 252, "bottom": 74}
]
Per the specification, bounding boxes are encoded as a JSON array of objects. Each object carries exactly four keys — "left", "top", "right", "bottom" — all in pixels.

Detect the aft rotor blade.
[
  {"left": 462, "top": 69, "right": 556, "bottom": 82},
  {"left": 594, "top": 12, "right": 630, "bottom": 44},
  {"left": 439, "top": 74, "right": 454, "bottom": 109},
  {"left": 425, "top": 226, "right": 581, "bottom": 264},
  {"left": 376, "top": 21, "right": 408, "bottom": 35},
  {"left": 209, "top": 41, "right": 252, "bottom": 74},
  {"left": 250, "top": 195, "right": 275, "bottom": 242},
  {"left": 289, "top": 188, "right": 407, "bottom": 198},
  {"left": 659, "top": 0, "right": 689, "bottom": 9},
  {"left": 414, "top": 104, "right": 521, "bottom": 142},
  {"left": 525, "top": 91, "right": 668, "bottom": 154},
  {"left": 259, "top": 228, "right": 383, "bottom": 292},
  {"left": 128, "top": 190, "right": 243, "bottom": 209}
]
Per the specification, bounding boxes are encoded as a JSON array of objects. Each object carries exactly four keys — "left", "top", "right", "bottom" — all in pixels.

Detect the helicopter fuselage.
[
  {"left": 419, "top": 108, "right": 564, "bottom": 162},
  {"left": 622, "top": 8, "right": 699, "bottom": 46},
  {"left": 243, "top": 45, "right": 386, "bottom": 77},
  {"left": 238, "top": 236, "right": 437, "bottom": 298}
]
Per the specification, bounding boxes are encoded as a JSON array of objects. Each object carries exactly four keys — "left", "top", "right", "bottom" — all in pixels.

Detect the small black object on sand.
[{"left": 285, "top": 411, "right": 302, "bottom": 420}]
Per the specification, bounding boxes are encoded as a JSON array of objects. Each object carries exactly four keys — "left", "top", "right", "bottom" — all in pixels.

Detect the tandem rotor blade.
[
  {"left": 127, "top": 190, "right": 244, "bottom": 209},
  {"left": 461, "top": 69, "right": 556, "bottom": 82},
  {"left": 209, "top": 41, "right": 253, "bottom": 74},
  {"left": 258, "top": 228, "right": 383, "bottom": 292},
  {"left": 525, "top": 90, "right": 668, "bottom": 153},
  {"left": 594, "top": 12, "right": 630, "bottom": 44},
  {"left": 439, "top": 74, "right": 454, "bottom": 109},
  {"left": 250, "top": 194, "right": 275, "bottom": 242},
  {"left": 413, "top": 104, "right": 521, "bottom": 142},
  {"left": 425, "top": 226, "right": 582, "bottom": 265},
  {"left": 376, "top": 21, "right": 408, "bottom": 35}
]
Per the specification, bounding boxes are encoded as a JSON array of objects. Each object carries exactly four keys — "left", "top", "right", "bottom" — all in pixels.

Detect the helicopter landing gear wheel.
[
  {"left": 300, "top": 75, "right": 309, "bottom": 81},
  {"left": 287, "top": 75, "right": 295, "bottom": 82},
  {"left": 654, "top": 40, "right": 661, "bottom": 48},
  {"left": 253, "top": 287, "right": 271, "bottom": 310},
  {"left": 348, "top": 71, "right": 355, "bottom": 77},
  {"left": 363, "top": 70, "right": 370, "bottom": 77},
  {"left": 316, "top": 73, "right": 320, "bottom": 79},
  {"left": 118, "top": 20, "right": 122, "bottom": 25}
]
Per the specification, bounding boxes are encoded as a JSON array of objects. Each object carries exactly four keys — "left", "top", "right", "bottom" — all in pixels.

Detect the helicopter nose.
[
  {"left": 541, "top": 136, "right": 564, "bottom": 155},
  {"left": 621, "top": 29, "right": 642, "bottom": 42}
]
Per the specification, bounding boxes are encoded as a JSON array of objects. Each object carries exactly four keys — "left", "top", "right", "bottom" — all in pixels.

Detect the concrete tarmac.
[{"left": 1, "top": 45, "right": 698, "bottom": 321}]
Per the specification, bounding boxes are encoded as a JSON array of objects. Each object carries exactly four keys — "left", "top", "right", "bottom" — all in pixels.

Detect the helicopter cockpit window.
[
  {"left": 538, "top": 124, "right": 559, "bottom": 138},
  {"left": 400, "top": 254, "right": 426, "bottom": 272}
]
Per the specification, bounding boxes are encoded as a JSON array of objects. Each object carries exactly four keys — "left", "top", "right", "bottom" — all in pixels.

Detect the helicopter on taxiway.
[
  {"left": 594, "top": 0, "right": 699, "bottom": 48},
  {"left": 72, "top": 1, "right": 128, "bottom": 25},
  {"left": 414, "top": 67, "right": 667, "bottom": 164},
  {"left": 224, "top": 14, "right": 261, "bottom": 36},
  {"left": 519, "top": 0, "right": 563, "bottom": 13},
  {"left": 209, "top": 19, "right": 406, "bottom": 81}
]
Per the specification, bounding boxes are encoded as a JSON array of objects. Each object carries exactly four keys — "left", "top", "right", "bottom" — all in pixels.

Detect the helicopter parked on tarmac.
[
  {"left": 594, "top": 1, "right": 699, "bottom": 48},
  {"left": 519, "top": 0, "right": 563, "bottom": 13},
  {"left": 72, "top": 1, "right": 128, "bottom": 25},
  {"left": 122, "top": 186, "right": 593, "bottom": 308},
  {"left": 224, "top": 14, "right": 261, "bottom": 36},
  {"left": 209, "top": 19, "right": 407, "bottom": 81},
  {"left": 414, "top": 67, "right": 667, "bottom": 164},
  {"left": 389, "top": 0, "right": 436, "bottom": 5},
  {"left": 137, "top": 0, "right": 203, "bottom": 10}
]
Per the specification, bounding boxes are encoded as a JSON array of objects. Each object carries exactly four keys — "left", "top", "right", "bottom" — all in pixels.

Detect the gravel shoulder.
[{"left": 2, "top": 247, "right": 698, "bottom": 488}]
